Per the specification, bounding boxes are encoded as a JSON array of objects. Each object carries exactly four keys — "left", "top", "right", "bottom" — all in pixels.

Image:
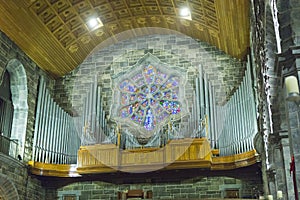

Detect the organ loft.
[{"left": 0, "top": 0, "right": 300, "bottom": 199}]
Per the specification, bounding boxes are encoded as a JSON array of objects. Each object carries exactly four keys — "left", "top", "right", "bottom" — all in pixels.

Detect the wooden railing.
[
  {"left": 77, "top": 138, "right": 212, "bottom": 173},
  {"left": 29, "top": 138, "right": 259, "bottom": 177}
]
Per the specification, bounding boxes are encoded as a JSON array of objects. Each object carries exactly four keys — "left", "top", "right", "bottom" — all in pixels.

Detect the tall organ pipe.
[
  {"left": 208, "top": 82, "right": 214, "bottom": 148},
  {"left": 199, "top": 65, "right": 205, "bottom": 118},
  {"left": 204, "top": 73, "right": 209, "bottom": 139},
  {"left": 45, "top": 99, "right": 54, "bottom": 163},
  {"left": 53, "top": 105, "right": 59, "bottom": 164},
  {"left": 41, "top": 90, "right": 51, "bottom": 162},
  {"left": 33, "top": 77, "right": 45, "bottom": 162}
]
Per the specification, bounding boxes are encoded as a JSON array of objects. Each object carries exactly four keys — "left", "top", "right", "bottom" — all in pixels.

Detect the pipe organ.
[
  {"left": 77, "top": 75, "right": 108, "bottom": 145},
  {"left": 31, "top": 59, "right": 257, "bottom": 167},
  {"left": 193, "top": 65, "right": 212, "bottom": 143},
  {"left": 217, "top": 58, "right": 257, "bottom": 156},
  {"left": 32, "top": 77, "right": 80, "bottom": 164}
]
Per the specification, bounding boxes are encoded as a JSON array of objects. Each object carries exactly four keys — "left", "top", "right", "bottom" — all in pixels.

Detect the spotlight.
[
  {"left": 86, "top": 17, "right": 103, "bottom": 30},
  {"left": 179, "top": 7, "right": 192, "bottom": 20},
  {"left": 285, "top": 75, "right": 300, "bottom": 105}
]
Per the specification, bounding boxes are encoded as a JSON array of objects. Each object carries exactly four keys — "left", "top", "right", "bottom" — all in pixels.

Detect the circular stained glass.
[{"left": 118, "top": 64, "right": 181, "bottom": 131}]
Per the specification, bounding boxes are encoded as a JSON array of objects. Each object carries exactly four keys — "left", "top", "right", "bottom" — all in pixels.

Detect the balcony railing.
[{"left": 0, "top": 135, "right": 18, "bottom": 159}]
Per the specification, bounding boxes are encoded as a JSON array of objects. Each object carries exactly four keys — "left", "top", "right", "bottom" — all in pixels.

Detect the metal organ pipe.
[
  {"left": 198, "top": 65, "right": 205, "bottom": 118},
  {"left": 33, "top": 77, "right": 45, "bottom": 162},
  {"left": 32, "top": 78, "right": 81, "bottom": 164},
  {"left": 195, "top": 78, "right": 200, "bottom": 132},
  {"left": 204, "top": 73, "right": 210, "bottom": 139},
  {"left": 216, "top": 58, "right": 257, "bottom": 156},
  {"left": 53, "top": 104, "right": 59, "bottom": 164},
  {"left": 237, "top": 85, "right": 244, "bottom": 153},
  {"left": 46, "top": 99, "right": 55, "bottom": 163},
  {"left": 212, "top": 86, "right": 217, "bottom": 148},
  {"left": 63, "top": 112, "right": 68, "bottom": 164},
  {"left": 247, "top": 62, "right": 256, "bottom": 151},
  {"left": 208, "top": 82, "right": 214, "bottom": 148},
  {"left": 96, "top": 86, "right": 101, "bottom": 143},
  {"left": 241, "top": 76, "right": 248, "bottom": 152},
  {"left": 41, "top": 89, "right": 50, "bottom": 162},
  {"left": 232, "top": 88, "right": 237, "bottom": 154}
]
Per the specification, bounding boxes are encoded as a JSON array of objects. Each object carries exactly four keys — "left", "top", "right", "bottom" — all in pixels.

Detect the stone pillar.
[
  {"left": 281, "top": 136, "right": 294, "bottom": 199},
  {"left": 268, "top": 133, "right": 291, "bottom": 200},
  {"left": 289, "top": 46, "right": 300, "bottom": 199},
  {"left": 285, "top": 100, "right": 300, "bottom": 199}
]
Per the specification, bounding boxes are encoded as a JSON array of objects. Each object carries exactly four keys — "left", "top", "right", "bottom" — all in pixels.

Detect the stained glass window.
[{"left": 118, "top": 64, "right": 181, "bottom": 131}]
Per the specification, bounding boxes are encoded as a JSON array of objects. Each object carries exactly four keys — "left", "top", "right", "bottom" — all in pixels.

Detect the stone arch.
[
  {"left": 0, "top": 174, "right": 19, "bottom": 200},
  {"left": 5, "top": 59, "right": 28, "bottom": 158}
]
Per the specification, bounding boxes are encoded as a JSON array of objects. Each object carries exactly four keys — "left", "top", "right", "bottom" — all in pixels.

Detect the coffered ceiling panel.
[{"left": 0, "top": 0, "right": 249, "bottom": 78}]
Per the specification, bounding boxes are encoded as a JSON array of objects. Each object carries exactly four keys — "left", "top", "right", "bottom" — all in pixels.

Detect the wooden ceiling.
[{"left": 0, "top": 0, "right": 249, "bottom": 78}]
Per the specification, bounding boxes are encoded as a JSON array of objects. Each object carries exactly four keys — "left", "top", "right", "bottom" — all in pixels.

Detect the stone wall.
[
  {"left": 0, "top": 153, "right": 47, "bottom": 199},
  {"left": 0, "top": 30, "right": 56, "bottom": 200},
  {"left": 56, "top": 34, "right": 245, "bottom": 112},
  {"left": 0, "top": 31, "right": 55, "bottom": 162},
  {"left": 58, "top": 176, "right": 262, "bottom": 200},
  {"left": 55, "top": 34, "right": 245, "bottom": 121}
]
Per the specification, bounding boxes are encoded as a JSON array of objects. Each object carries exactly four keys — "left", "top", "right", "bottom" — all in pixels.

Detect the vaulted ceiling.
[{"left": 0, "top": 0, "right": 249, "bottom": 78}]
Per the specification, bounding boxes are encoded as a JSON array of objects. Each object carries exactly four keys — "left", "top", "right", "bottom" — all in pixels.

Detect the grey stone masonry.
[
  {"left": 0, "top": 153, "right": 47, "bottom": 199},
  {"left": 0, "top": 30, "right": 55, "bottom": 162},
  {"left": 57, "top": 34, "right": 246, "bottom": 127},
  {"left": 58, "top": 176, "right": 262, "bottom": 200}
]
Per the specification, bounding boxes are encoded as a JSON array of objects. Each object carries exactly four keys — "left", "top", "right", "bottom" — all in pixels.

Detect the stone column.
[
  {"left": 268, "top": 133, "right": 291, "bottom": 199},
  {"left": 281, "top": 136, "right": 294, "bottom": 199}
]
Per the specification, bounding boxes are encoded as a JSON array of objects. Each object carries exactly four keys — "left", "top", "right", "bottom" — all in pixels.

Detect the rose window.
[
  {"left": 118, "top": 64, "right": 181, "bottom": 131},
  {"left": 110, "top": 53, "right": 186, "bottom": 139}
]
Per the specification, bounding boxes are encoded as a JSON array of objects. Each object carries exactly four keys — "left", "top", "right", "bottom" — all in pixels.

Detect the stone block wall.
[
  {"left": 0, "top": 31, "right": 55, "bottom": 162},
  {"left": 0, "top": 153, "right": 48, "bottom": 199},
  {"left": 0, "top": 30, "right": 56, "bottom": 200},
  {"left": 58, "top": 176, "right": 262, "bottom": 199},
  {"left": 56, "top": 34, "right": 246, "bottom": 120}
]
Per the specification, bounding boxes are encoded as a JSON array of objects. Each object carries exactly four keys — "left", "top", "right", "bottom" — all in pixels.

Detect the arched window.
[{"left": 0, "top": 70, "right": 14, "bottom": 155}]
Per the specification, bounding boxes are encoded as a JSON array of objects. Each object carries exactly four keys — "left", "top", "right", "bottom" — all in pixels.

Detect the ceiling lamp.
[
  {"left": 179, "top": 7, "right": 192, "bottom": 20},
  {"left": 285, "top": 75, "right": 300, "bottom": 106},
  {"left": 86, "top": 17, "right": 103, "bottom": 31}
]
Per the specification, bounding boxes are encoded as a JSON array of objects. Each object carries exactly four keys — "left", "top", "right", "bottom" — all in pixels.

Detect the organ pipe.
[
  {"left": 41, "top": 89, "right": 50, "bottom": 162},
  {"left": 53, "top": 105, "right": 59, "bottom": 164},
  {"left": 33, "top": 77, "right": 45, "bottom": 162},
  {"left": 237, "top": 85, "right": 243, "bottom": 153},
  {"left": 204, "top": 73, "right": 209, "bottom": 139},
  {"left": 198, "top": 65, "right": 205, "bottom": 118},
  {"left": 195, "top": 78, "right": 200, "bottom": 126},
  {"left": 207, "top": 82, "right": 215, "bottom": 147},
  {"left": 32, "top": 77, "right": 81, "bottom": 164},
  {"left": 216, "top": 58, "right": 257, "bottom": 156},
  {"left": 212, "top": 86, "right": 217, "bottom": 148}
]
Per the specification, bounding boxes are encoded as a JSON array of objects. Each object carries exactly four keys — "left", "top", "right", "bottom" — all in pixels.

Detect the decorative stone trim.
[
  {"left": 5, "top": 59, "right": 28, "bottom": 159},
  {"left": 0, "top": 174, "right": 19, "bottom": 200}
]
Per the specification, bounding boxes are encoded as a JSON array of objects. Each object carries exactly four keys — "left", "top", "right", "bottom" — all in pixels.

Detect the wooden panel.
[
  {"left": 78, "top": 144, "right": 119, "bottom": 167},
  {"left": 215, "top": 0, "right": 250, "bottom": 59},
  {"left": 29, "top": 139, "right": 258, "bottom": 177}
]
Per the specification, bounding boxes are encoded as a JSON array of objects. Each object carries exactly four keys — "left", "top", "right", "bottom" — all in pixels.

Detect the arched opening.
[
  {"left": 0, "top": 70, "right": 14, "bottom": 155},
  {"left": 0, "top": 174, "right": 19, "bottom": 200},
  {"left": 4, "top": 59, "right": 28, "bottom": 159}
]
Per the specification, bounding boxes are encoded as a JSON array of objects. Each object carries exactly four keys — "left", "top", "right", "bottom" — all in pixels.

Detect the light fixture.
[
  {"left": 86, "top": 17, "right": 103, "bottom": 31},
  {"left": 284, "top": 75, "right": 300, "bottom": 105},
  {"left": 277, "top": 190, "right": 283, "bottom": 199},
  {"left": 179, "top": 7, "right": 192, "bottom": 20}
]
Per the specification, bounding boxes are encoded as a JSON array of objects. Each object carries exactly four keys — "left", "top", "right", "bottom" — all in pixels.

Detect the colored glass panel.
[{"left": 118, "top": 64, "right": 181, "bottom": 131}]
